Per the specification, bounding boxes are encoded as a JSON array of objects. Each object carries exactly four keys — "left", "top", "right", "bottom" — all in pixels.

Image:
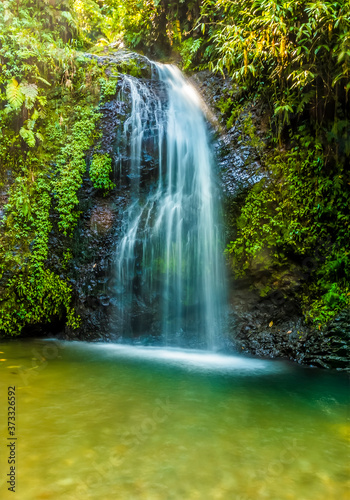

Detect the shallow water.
[{"left": 0, "top": 339, "right": 349, "bottom": 500}]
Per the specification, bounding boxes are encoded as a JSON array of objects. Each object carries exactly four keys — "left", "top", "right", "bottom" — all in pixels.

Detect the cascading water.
[{"left": 115, "top": 63, "right": 226, "bottom": 349}]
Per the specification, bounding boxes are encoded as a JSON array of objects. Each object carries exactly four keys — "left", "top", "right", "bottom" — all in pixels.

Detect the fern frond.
[
  {"left": 6, "top": 79, "right": 25, "bottom": 109},
  {"left": 19, "top": 127, "right": 36, "bottom": 147},
  {"left": 20, "top": 83, "right": 38, "bottom": 101}
]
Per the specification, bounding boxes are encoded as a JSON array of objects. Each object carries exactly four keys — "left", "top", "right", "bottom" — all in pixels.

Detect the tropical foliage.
[
  {"left": 0, "top": 0, "right": 349, "bottom": 334},
  {"left": 0, "top": 0, "right": 112, "bottom": 334},
  {"left": 189, "top": 0, "right": 350, "bottom": 324}
]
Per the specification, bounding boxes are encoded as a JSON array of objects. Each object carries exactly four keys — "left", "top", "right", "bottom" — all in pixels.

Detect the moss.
[{"left": 89, "top": 153, "right": 115, "bottom": 193}]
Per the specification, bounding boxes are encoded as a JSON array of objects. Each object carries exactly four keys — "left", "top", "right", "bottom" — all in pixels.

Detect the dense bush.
[{"left": 0, "top": 0, "right": 113, "bottom": 334}]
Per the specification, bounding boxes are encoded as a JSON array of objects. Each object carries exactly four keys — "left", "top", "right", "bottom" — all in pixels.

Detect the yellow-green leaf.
[{"left": 6, "top": 79, "right": 25, "bottom": 109}]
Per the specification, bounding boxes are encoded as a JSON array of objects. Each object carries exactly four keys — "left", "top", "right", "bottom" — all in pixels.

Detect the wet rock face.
[
  {"left": 83, "top": 49, "right": 154, "bottom": 79},
  {"left": 190, "top": 70, "right": 267, "bottom": 198},
  {"left": 234, "top": 288, "right": 350, "bottom": 370},
  {"left": 63, "top": 194, "right": 120, "bottom": 341},
  {"left": 0, "top": 190, "right": 7, "bottom": 222},
  {"left": 229, "top": 280, "right": 350, "bottom": 370}
]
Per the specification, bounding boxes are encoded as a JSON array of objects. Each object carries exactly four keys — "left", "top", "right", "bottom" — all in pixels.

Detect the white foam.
[{"left": 63, "top": 341, "right": 287, "bottom": 375}]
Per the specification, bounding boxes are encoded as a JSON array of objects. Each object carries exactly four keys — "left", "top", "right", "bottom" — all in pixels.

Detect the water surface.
[{"left": 0, "top": 339, "right": 349, "bottom": 499}]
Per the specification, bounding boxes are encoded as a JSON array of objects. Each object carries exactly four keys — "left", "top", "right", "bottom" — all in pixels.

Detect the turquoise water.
[{"left": 0, "top": 339, "right": 349, "bottom": 499}]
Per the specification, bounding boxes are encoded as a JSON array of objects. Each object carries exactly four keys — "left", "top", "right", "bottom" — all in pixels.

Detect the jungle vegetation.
[{"left": 0, "top": 0, "right": 349, "bottom": 334}]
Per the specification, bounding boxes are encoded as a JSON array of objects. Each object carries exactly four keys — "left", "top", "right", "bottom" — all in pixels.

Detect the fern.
[
  {"left": 27, "top": 109, "right": 40, "bottom": 131},
  {"left": 60, "top": 10, "right": 77, "bottom": 28},
  {"left": 20, "top": 83, "right": 38, "bottom": 100},
  {"left": 21, "top": 83, "right": 38, "bottom": 109},
  {"left": 19, "top": 127, "right": 36, "bottom": 147},
  {"left": 35, "top": 76, "right": 51, "bottom": 86},
  {"left": 6, "top": 79, "right": 25, "bottom": 109}
]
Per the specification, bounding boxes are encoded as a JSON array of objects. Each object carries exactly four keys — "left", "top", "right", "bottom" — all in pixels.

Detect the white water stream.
[{"left": 115, "top": 64, "right": 225, "bottom": 348}]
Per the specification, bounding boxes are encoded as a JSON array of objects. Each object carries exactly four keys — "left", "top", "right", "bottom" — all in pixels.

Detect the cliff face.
[{"left": 4, "top": 51, "right": 348, "bottom": 370}]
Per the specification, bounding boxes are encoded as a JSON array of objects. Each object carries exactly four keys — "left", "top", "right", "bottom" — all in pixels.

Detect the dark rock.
[{"left": 83, "top": 49, "right": 154, "bottom": 79}]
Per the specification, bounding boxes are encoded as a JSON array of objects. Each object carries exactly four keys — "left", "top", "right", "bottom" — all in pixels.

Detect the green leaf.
[
  {"left": 35, "top": 76, "right": 51, "bottom": 86},
  {"left": 6, "top": 79, "right": 25, "bottom": 109},
  {"left": 31, "top": 109, "right": 40, "bottom": 121},
  {"left": 35, "top": 132, "right": 44, "bottom": 142},
  {"left": 19, "top": 127, "right": 36, "bottom": 147},
  {"left": 20, "top": 83, "right": 38, "bottom": 100}
]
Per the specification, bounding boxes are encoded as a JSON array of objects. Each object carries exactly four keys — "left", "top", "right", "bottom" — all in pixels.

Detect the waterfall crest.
[{"left": 115, "top": 63, "right": 226, "bottom": 349}]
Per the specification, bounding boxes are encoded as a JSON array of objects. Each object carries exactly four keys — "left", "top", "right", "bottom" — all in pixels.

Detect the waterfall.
[{"left": 115, "top": 63, "right": 226, "bottom": 349}]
